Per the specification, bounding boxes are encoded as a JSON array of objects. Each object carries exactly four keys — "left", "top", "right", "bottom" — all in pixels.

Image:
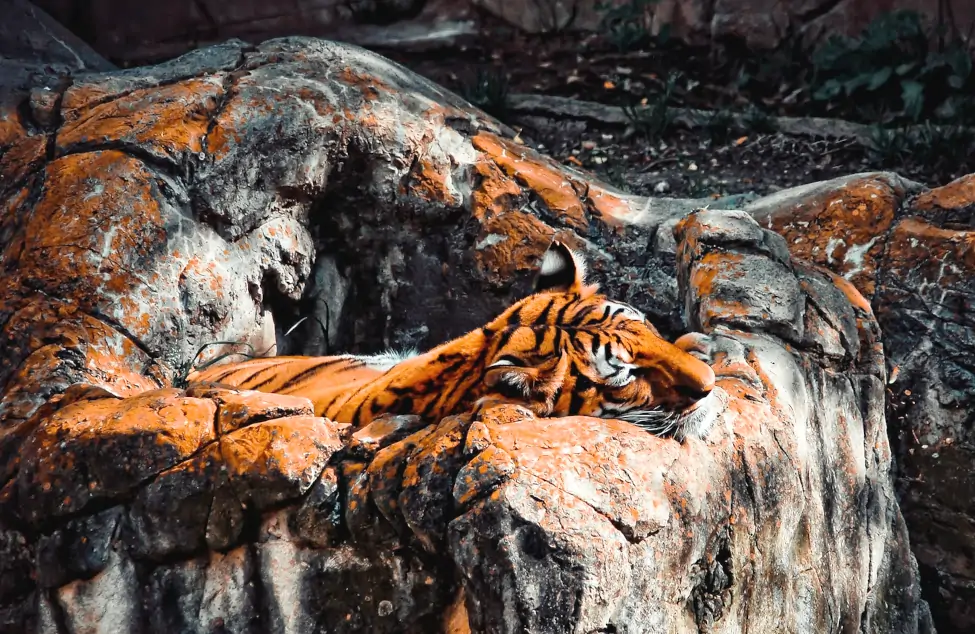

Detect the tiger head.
[{"left": 474, "top": 241, "right": 724, "bottom": 440}]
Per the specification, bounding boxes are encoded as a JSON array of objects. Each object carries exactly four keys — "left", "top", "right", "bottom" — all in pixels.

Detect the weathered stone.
[
  {"left": 15, "top": 388, "right": 216, "bottom": 525},
  {"left": 677, "top": 241, "right": 805, "bottom": 343},
  {"left": 747, "top": 172, "right": 917, "bottom": 296},
  {"left": 794, "top": 262, "right": 861, "bottom": 360},
  {"left": 0, "top": 0, "right": 113, "bottom": 70},
  {"left": 184, "top": 384, "right": 315, "bottom": 434},
  {"left": 55, "top": 549, "right": 140, "bottom": 634},
  {"left": 874, "top": 181, "right": 975, "bottom": 632},
  {"left": 144, "top": 558, "right": 208, "bottom": 634},
  {"left": 127, "top": 442, "right": 233, "bottom": 561},
  {"left": 365, "top": 426, "right": 439, "bottom": 539},
  {"left": 743, "top": 168, "right": 974, "bottom": 633},
  {"left": 60, "top": 40, "right": 247, "bottom": 123},
  {"left": 198, "top": 547, "right": 260, "bottom": 633},
  {"left": 57, "top": 78, "right": 225, "bottom": 165},
  {"left": 221, "top": 415, "right": 343, "bottom": 510},
  {"left": 36, "top": 506, "right": 123, "bottom": 589},
  {"left": 0, "top": 526, "right": 34, "bottom": 603},
  {"left": 290, "top": 466, "right": 343, "bottom": 548},
  {"left": 348, "top": 413, "right": 427, "bottom": 457},
  {"left": 399, "top": 416, "right": 471, "bottom": 553},
  {"left": 257, "top": 536, "right": 448, "bottom": 633}
]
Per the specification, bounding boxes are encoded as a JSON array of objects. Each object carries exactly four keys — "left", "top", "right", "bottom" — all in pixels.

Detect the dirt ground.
[{"left": 374, "top": 19, "right": 975, "bottom": 198}]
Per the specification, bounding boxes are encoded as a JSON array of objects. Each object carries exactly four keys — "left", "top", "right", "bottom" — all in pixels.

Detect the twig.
[{"left": 505, "top": 92, "right": 975, "bottom": 149}]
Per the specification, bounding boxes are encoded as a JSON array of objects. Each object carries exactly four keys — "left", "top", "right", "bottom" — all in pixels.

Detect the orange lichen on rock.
[
  {"left": 879, "top": 218, "right": 975, "bottom": 309},
  {"left": 184, "top": 384, "right": 316, "bottom": 435},
  {"left": 472, "top": 405, "right": 677, "bottom": 539},
  {"left": 472, "top": 131, "right": 590, "bottom": 232},
  {"left": 0, "top": 134, "right": 47, "bottom": 188},
  {"left": 10, "top": 150, "right": 167, "bottom": 310},
  {"left": 471, "top": 211, "right": 561, "bottom": 287},
  {"left": 469, "top": 159, "right": 524, "bottom": 221},
  {"left": 57, "top": 78, "right": 224, "bottom": 162},
  {"left": 13, "top": 388, "right": 217, "bottom": 524},
  {"left": 753, "top": 175, "right": 902, "bottom": 297},
  {"left": 405, "top": 132, "right": 463, "bottom": 207},
  {"left": 0, "top": 109, "right": 27, "bottom": 147},
  {"left": 365, "top": 425, "right": 437, "bottom": 533},
  {"left": 0, "top": 302, "right": 162, "bottom": 426},
  {"left": 220, "top": 416, "right": 343, "bottom": 509},
  {"left": 586, "top": 181, "right": 636, "bottom": 222},
  {"left": 913, "top": 173, "right": 975, "bottom": 213},
  {"left": 335, "top": 67, "right": 390, "bottom": 102}
]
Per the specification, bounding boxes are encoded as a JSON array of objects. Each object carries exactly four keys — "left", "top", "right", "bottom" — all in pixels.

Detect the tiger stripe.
[{"left": 187, "top": 242, "right": 722, "bottom": 439}]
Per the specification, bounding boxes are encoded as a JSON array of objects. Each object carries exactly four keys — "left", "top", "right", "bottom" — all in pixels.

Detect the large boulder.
[
  {"left": 0, "top": 34, "right": 935, "bottom": 633},
  {"left": 747, "top": 171, "right": 975, "bottom": 633},
  {"left": 23, "top": 0, "right": 975, "bottom": 61}
]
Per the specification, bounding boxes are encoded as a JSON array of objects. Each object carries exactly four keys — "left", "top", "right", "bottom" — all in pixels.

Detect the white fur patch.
[
  {"left": 591, "top": 343, "right": 637, "bottom": 387},
  {"left": 348, "top": 348, "right": 419, "bottom": 372},
  {"left": 539, "top": 248, "right": 570, "bottom": 276},
  {"left": 539, "top": 246, "right": 588, "bottom": 284},
  {"left": 600, "top": 300, "right": 646, "bottom": 323},
  {"left": 487, "top": 359, "right": 517, "bottom": 368},
  {"left": 675, "top": 387, "right": 729, "bottom": 441},
  {"left": 498, "top": 371, "right": 532, "bottom": 397}
]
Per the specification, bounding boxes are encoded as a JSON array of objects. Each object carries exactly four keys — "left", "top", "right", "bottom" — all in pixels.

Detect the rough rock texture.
[
  {"left": 27, "top": 0, "right": 477, "bottom": 63},
  {"left": 25, "top": 0, "right": 975, "bottom": 63},
  {"left": 0, "top": 31, "right": 936, "bottom": 634},
  {"left": 468, "top": 0, "right": 975, "bottom": 43},
  {"left": 746, "top": 172, "right": 975, "bottom": 634}
]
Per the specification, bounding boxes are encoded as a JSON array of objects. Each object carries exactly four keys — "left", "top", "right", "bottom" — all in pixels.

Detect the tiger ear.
[{"left": 533, "top": 241, "right": 588, "bottom": 293}]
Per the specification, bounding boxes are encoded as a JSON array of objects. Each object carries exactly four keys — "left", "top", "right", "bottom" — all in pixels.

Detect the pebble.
[{"left": 654, "top": 180, "right": 670, "bottom": 194}]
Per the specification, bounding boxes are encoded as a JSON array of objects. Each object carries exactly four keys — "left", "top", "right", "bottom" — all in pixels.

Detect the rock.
[
  {"left": 184, "top": 383, "right": 316, "bottom": 434},
  {"left": 221, "top": 415, "right": 343, "bottom": 510},
  {"left": 0, "top": 32, "right": 935, "bottom": 634},
  {"left": 741, "top": 169, "right": 975, "bottom": 633},
  {"left": 12, "top": 388, "right": 216, "bottom": 526},
  {"left": 36, "top": 506, "right": 123, "bottom": 589},
  {"left": 0, "top": 0, "right": 113, "bottom": 70},
  {"left": 26, "top": 0, "right": 975, "bottom": 56}
]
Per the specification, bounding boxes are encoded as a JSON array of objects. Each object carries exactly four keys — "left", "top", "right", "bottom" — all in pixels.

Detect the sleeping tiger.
[{"left": 187, "top": 241, "right": 725, "bottom": 440}]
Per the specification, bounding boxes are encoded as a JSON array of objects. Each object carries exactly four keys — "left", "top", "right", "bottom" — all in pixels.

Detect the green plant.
[
  {"left": 595, "top": 0, "right": 670, "bottom": 52},
  {"left": 866, "top": 120, "right": 975, "bottom": 170},
  {"left": 865, "top": 124, "right": 908, "bottom": 166},
  {"left": 459, "top": 68, "right": 510, "bottom": 120},
  {"left": 622, "top": 71, "right": 680, "bottom": 140},
  {"left": 810, "top": 9, "right": 975, "bottom": 123},
  {"left": 908, "top": 121, "right": 975, "bottom": 168}
]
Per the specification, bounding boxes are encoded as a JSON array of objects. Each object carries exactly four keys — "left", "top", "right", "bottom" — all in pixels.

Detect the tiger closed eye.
[{"left": 488, "top": 355, "right": 526, "bottom": 368}]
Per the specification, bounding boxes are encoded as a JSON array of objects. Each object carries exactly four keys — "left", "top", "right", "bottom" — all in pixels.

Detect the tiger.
[{"left": 186, "top": 241, "right": 725, "bottom": 440}]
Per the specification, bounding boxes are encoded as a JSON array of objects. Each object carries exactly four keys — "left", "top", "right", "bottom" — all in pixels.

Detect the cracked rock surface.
[
  {"left": 749, "top": 172, "right": 975, "bottom": 633},
  {"left": 0, "top": 23, "right": 938, "bottom": 634}
]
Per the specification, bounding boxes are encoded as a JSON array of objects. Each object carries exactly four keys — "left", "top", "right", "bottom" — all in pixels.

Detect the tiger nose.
[{"left": 673, "top": 359, "right": 715, "bottom": 401}]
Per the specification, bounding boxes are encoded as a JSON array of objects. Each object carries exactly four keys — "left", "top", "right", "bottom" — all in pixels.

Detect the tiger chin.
[{"left": 187, "top": 241, "right": 727, "bottom": 441}]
